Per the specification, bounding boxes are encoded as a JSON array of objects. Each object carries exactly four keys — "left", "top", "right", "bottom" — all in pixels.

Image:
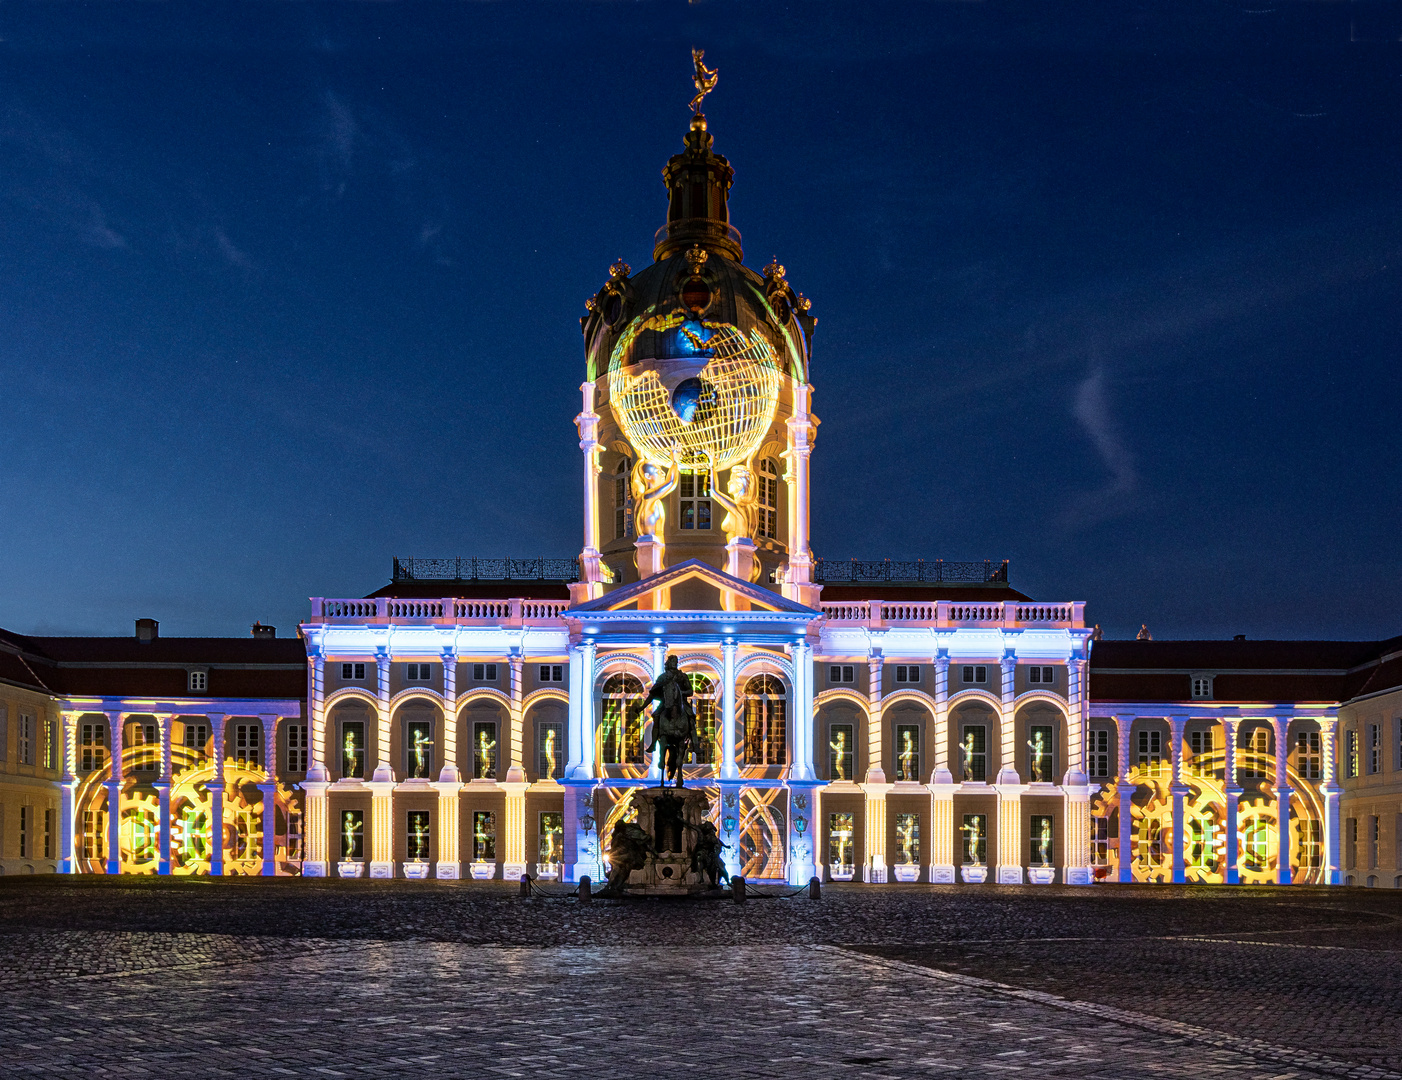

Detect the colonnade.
[{"left": 1105, "top": 712, "right": 1340, "bottom": 885}]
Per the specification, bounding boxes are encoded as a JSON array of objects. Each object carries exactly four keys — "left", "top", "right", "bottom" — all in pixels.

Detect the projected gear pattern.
[{"left": 607, "top": 313, "right": 781, "bottom": 470}]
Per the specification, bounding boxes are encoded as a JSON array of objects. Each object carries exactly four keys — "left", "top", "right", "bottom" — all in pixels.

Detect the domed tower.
[{"left": 573, "top": 58, "right": 819, "bottom": 608}]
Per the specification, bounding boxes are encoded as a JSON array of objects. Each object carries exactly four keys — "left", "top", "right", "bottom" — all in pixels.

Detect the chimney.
[
  {"left": 251, "top": 622, "right": 276, "bottom": 640},
  {"left": 135, "top": 618, "right": 159, "bottom": 643}
]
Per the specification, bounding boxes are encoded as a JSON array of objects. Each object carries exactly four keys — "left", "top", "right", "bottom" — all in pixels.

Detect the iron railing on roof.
[
  {"left": 393, "top": 557, "right": 580, "bottom": 582},
  {"left": 813, "top": 559, "right": 1009, "bottom": 584}
]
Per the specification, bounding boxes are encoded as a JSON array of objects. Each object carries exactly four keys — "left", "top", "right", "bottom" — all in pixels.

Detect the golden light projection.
[
  {"left": 73, "top": 742, "right": 298, "bottom": 875},
  {"left": 1088, "top": 744, "right": 1326, "bottom": 885},
  {"left": 607, "top": 312, "right": 781, "bottom": 470},
  {"left": 737, "top": 788, "right": 787, "bottom": 880}
]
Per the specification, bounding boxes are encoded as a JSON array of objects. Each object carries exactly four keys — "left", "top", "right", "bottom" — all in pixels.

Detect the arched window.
[
  {"left": 599, "top": 673, "right": 645, "bottom": 765},
  {"left": 687, "top": 672, "right": 717, "bottom": 764},
  {"left": 614, "top": 459, "right": 632, "bottom": 540},
  {"left": 758, "top": 458, "right": 779, "bottom": 540},
  {"left": 743, "top": 674, "right": 787, "bottom": 765}
]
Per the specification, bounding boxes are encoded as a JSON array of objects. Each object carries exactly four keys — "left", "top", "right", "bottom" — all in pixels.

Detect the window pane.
[
  {"left": 828, "top": 723, "right": 854, "bottom": 781},
  {"left": 895, "top": 725, "right": 920, "bottom": 782}
]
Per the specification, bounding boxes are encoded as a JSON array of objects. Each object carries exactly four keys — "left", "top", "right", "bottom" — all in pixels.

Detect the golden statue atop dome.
[{"left": 690, "top": 49, "right": 718, "bottom": 114}]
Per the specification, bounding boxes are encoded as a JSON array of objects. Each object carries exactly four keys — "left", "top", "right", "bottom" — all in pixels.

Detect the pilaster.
[
  {"left": 207, "top": 712, "right": 228, "bottom": 877},
  {"left": 59, "top": 713, "right": 77, "bottom": 874},
  {"left": 430, "top": 779, "right": 462, "bottom": 878},
  {"left": 996, "top": 652, "right": 1018, "bottom": 786},
  {"left": 439, "top": 648, "right": 461, "bottom": 782},
  {"left": 501, "top": 780, "right": 528, "bottom": 880},
  {"left": 862, "top": 782, "right": 891, "bottom": 882},
  {"left": 1318, "top": 716, "right": 1340, "bottom": 885},
  {"left": 104, "top": 710, "right": 124, "bottom": 875},
  {"left": 505, "top": 651, "right": 526, "bottom": 784},
  {"left": 995, "top": 780, "right": 1024, "bottom": 884},
  {"left": 1222, "top": 717, "right": 1241, "bottom": 884},
  {"left": 156, "top": 712, "right": 174, "bottom": 875},
  {"left": 1273, "top": 715, "right": 1293, "bottom": 885},
  {"left": 300, "top": 779, "right": 330, "bottom": 877},
  {"left": 366, "top": 779, "right": 395, "bottom": 878},
  {"left": 372, "top": 650, "right": 393, "bottom": 784},
  {"left": 787, "top": 781, "right": 821, "bottom": 886},
  {"left": 306, "top": 643, "right": 328, "bottom": 783},
  {"left": 720, "top": 639, "right": 739, "bottom": 781},
  {"left": 1115, "top": 713, "right": 1135, "bottom": 883},
  {"left": 929, "top": 781, "right": 956, "bottom": 883},
  {"left": 1169, "top": 714, "right": 1188, "bottom": 884},
  {"left": 865, "top": 650, "right": 885, "bottom": 784},
  {"left": 573, "top": 380, "right": 607, "bottom": 602}
]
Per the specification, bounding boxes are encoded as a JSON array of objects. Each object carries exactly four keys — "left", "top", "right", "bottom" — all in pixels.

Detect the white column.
[
  {"left": 997, "top": 652, "right": 1018, "bottom": 785},
  {"left": 790, "top": 640, "right": 816, "bottom": 782},
  {"left": 1273, "top": 716, "right": 1293, "bottom": 885},
  {"left": 439, "top": 649, "right": 460, "bottom": 782},
  {"left": 1318, "top": 716, "right": 1340, "bottom": 885},
  {"left": 929, "top": 650, "right": 956, "bottom": 883},
  {"left": 258, "top": 713, "right": 278, "bottom": 876},
  {"left": 865, "top": 651, "right": 885, "bottom": 783},
  {"left": 572, "top": 381, "right": 607, "bottom": 602},
  {"left": 306, "top": 644, "right": 328, "bottom": 783},
  {"left": 995, "top": 655, "right": 1024, "bottom": 886},
  {"left": 648, "top": 638, "right": 666, "bottom": 781},
  {"left": 1115, "top": 713, "right": 1135, "bottom": 883},
  {"left": 505, "top": 651, "right": 525, "bottom": 784},
  {"left": 1061, "top": 654, "right": 1092, "bottom": 885},
  {"left": 155, "top": 714, "right": 174, "bottom": 875},
  {"left": 59, "top": 713, "right": 77, "bottom": 874},
  {"left": 373, "top": 649, "right": 393, "bottom": 783},
  {"left": 780, "top": 382, "right": 818, "bottom": 607},
  {"left": 1223, "top": 717, "right": 1241, "bottom": 884},
  {"left": 105, "top": 710, "right": 125, "bottom": 875},
  {"left": 720, "top": 639, "right": 738, "bottom": 781},
  {"left": 207, "top": 713, "right": 227, "bottom": 876},
  {"left": 1170, "top": 714, "right": 1188, "bottom": 884}
]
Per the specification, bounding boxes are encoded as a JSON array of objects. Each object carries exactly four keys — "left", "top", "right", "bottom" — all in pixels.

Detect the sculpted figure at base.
[
  {"left": 690, "top": 820, "right": 732, "bottom": 889},
  {"left": 645, "top": 655, "right": 698, "bottom": 787},
  {"left": 704, "top": 450, "right": 757, "bottom": 545},
  {"left": 604, "top": 820, "right": 655, "bottom": 895}
]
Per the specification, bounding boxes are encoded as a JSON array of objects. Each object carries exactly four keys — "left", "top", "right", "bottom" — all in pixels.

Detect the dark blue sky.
[{"left": 2, "top": 3, "right": 1399, "bottom": 641}]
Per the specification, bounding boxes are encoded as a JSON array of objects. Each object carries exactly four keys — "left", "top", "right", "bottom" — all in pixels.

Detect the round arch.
[
  {"left": 390, "top": 687, "right": 445, "bottom": 712},
  {"left": 1013, "top": 691, "right": 1069, "bottom": 714},
  {"left": 522, "top": 687, "right": 570, "bottom": 710},
  {"left": 947, "top": 688, "right": 1003, "bottom": 712},
  {"left": 882, "top": 688, "right": 938, "bottom": 713},
  {"left": 814, "top": 688, "right": 870, "bottom": 711},
  {"left": 453, "top": 687, "right": 512, "bottom": 713},
  {"left": 675, "top": 653, "right": 723, "bottom": 681},
  {"left": 734, "top": 651, "right": 794, "bottom": 684},
  {"left": 323, "top": 687, "right": 379, "bottom": 711}
]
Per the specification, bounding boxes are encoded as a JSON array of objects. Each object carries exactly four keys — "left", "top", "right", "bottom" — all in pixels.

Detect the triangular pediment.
[{"left": 567, "top": 559, "right": 818, "bottom": 616}]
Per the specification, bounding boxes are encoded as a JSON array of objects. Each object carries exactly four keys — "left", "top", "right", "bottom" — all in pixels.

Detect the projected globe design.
[{"left": 607, "top": 314, "right": 781, "bottom": 470}]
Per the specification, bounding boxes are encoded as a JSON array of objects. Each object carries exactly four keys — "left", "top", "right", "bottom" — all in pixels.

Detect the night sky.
[{"left": 2, "top": 3, "right": 1399, "bottom": 641}]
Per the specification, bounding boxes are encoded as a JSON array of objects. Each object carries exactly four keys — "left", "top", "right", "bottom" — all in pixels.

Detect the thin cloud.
[{"left": 1064, "top": 364, "right": 1137, "bottom": 528}]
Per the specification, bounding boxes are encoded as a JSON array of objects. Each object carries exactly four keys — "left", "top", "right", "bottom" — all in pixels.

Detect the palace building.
[{"left": 1, "top": 101, "right": 1398, "bottom": 888}]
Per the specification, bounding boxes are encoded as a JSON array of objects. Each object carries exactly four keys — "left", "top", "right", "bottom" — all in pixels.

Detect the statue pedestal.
[
  {"left": 723, "top": 539, "right": 757, "bottom": 602},
  {"left": 625, "top": 787, "right": 715, "bottom": 894},
  {"left": 960, "top": 865, "right": 987, "bottom": 884}
]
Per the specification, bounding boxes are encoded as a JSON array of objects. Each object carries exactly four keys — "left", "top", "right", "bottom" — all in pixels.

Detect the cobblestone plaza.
[{"left": 0, "top": 878, "right": 1398, "bottom": 1078}]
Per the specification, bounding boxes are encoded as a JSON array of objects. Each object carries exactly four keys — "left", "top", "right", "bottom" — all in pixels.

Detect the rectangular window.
[
  {"left": 286, "top": 724, "right": 308, "bottom": 773},
  {"left": 959, "top": 725, "right": 987, "bottom": 782},
  {"left": 472, "top": 721, "right": 497, "bottom": 780},
  {"left": 44, "top": 720, "right": 57, "bottom": 771},
  {"left": 894, "top": 725, "right": 920, "bottom": 782},
  {"left": 1297, "top": 818, "right": 1322, "bottom": 870},
  {"left": 1028, "top": 724, "right": 1055, "bottom": 783},
  {"left": 742, "top": 678, "right": 786, "bottom": 767},
  {"left": 690, "top": 675, "right": 717, "bottom": 765},
  {"left": 132, "top": 723, "right": 157, "bottom": 772},
  {"left": 472, "top": 663, "right": 498, "bottom": 682},
  {"left": 1346, "top": 817, "right": 1358, "bottom": 869},
  {"left": 1189, "top": 729, "right": 1216, "bottom": 779},
  {"left": 828, "top": 665, "right": 855, "bottom": 684},
  {"left": 1186, "top": 816, "right": 1216, "bottom": 870},
  {"left": 472, "top": 810, "right": 497, "bottom": 862},
  {"left": 287, "top": 808, "right": 304, "bottom": 862},
  {"left": 1243, "top": 727, "right": 1270, "bottom": 779},
  {"left": 537, "top": 722, "right": 563, "bottom": 780},
  {"left": 894, "top": 665, "right": 921, "bottom": 684},
  {"left": 340, "top": 810, "right": 364, "bottom": 861},
  {"left": 17, "top": 714, "right": 32, "bottom": 766},
  {"left": 1243, "top": 820, "right": 1270, "bottom": 872},
  {"left": 828, "top": 723, "right": 855, "bottom": 781},
  {"left": 183, "top": 722, "right": 208, "bottom": 753},
  {"left": 405, "top": 663, "right": 432, "bottom": 682},
  {"left": 1028, "top": 666, "right": 1055, "bottom": 685},
  {"left": 341, "top": 721, "right": 366, "bottom": 779},
  {"left": 43, "top": 808, "right": 53, "bottom": 860},
  {"left": 189, "top": 671, "right": 208, "bottom": 692},
  {"left": 961, "top": 813, "right": 987, "bottom": 866},
  {"left": 1090, "top": 817, "right": 1110, "bottom": 866},
  {"left": 18, "top": 806, "right": 28, "bottom": 858},
  {"left": 1137, "top": 729, "right": 1163, "bottom": 778},
  {"left": 538, "top": 664, "right": 565, "bottom": 683},
  {"left": 405, "top": 720, "right": 433, "bottom": 779},
  {"left": 233, "top": 808, "right": 260, "bottom": 861},
  {"left": 1345, "top": 730, "right": 1358, "bottom": 779},
  {"left": 894, "top": 813, "right": 920, "bottom": 866},
  {"left": 1029, "top": 815, "right": 1054, "bottom": 866},
  {"left": 81, "top": 723, "right": 107, "bottom": 773},
  {"left": 1295, "top": 731, "right": 1320, "bottom": 781},
  {"left": 757, "top": 458, "right": 779, "bottom": 541},
  {"left": 678, "top": 468, "right": 712, "bottom": 530},
  {"left": 1135, "top": 818, "right": 1165, "bottom": 868},
  {"left": 614, "top": 468, "right": 631, "bottom": 541},
  {"left": 406, "top": 810, "right": 431, "bottom": 862},
  {"left": 234, "top": 723, "right": 261, "bottom": 769},
  {"left": 538, "top": 811, "right": 563, "bottom": 866},
  {"left": 1191, "top": 676, "right": 1212, "bottom": 699},
  {"left": 1369, "top": 724, "right": 1381, "bottom": 775},
  {"left": 961, "top": 665, "right": 988, "bottom": 684},
  {"left": 828, "top": 812, "right": 855, "bottom": 869},
  {"left": 1370, "top": 816, "right": 1380, "bottom": 868},
  {"left": 1088, "top": 729, "right": 1110, "bottom": 779},
  {"left": 341, "top": 662, "right": 366, "bottom": 680}
]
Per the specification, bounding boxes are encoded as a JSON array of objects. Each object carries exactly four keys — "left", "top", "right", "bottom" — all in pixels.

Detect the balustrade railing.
[
  {"left": 818, "top": 599, "right": 1084, "bottom": 629},
  {"left": 310, "top": 596, "right": 569, "bottom": 626}
]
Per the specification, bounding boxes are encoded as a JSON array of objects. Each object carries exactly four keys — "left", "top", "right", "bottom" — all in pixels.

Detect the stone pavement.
[
  {"left": 2, "top": 940, "right": 1392, "bottom": 1080},
  {"left": 0, "top": 878, "right": 1398, "bottom": 1078}
]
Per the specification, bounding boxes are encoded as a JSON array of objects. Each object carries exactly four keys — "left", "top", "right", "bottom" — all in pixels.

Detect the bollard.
[
  {"left": 808, "top": 875, "right": 821, "bottom": 900},
  {"left": 731, "top": 875, "right": 746, "bottom": 903},
  {"left": 578, "top": 876, "right": 592, "bottom": 904},
  {"left": 519, "top": 873, "right": 532, "bottom": 897}
]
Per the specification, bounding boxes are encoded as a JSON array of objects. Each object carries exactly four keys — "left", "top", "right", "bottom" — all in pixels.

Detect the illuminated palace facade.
[{"left": 2, "top": 108, "right": 1399, "bottom": 887}]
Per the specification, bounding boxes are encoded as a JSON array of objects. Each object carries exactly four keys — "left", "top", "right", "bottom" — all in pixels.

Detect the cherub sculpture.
[{"left": 632, "top": 454, "right": 679, "bottom": 539}]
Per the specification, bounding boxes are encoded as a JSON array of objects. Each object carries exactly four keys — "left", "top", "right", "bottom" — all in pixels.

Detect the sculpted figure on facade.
[
  {"left": 704, "top": 450, "right": 757, "bottom": 545},
  {"left": 631, "top": 455, "right": 679, "bottom": 539}
]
